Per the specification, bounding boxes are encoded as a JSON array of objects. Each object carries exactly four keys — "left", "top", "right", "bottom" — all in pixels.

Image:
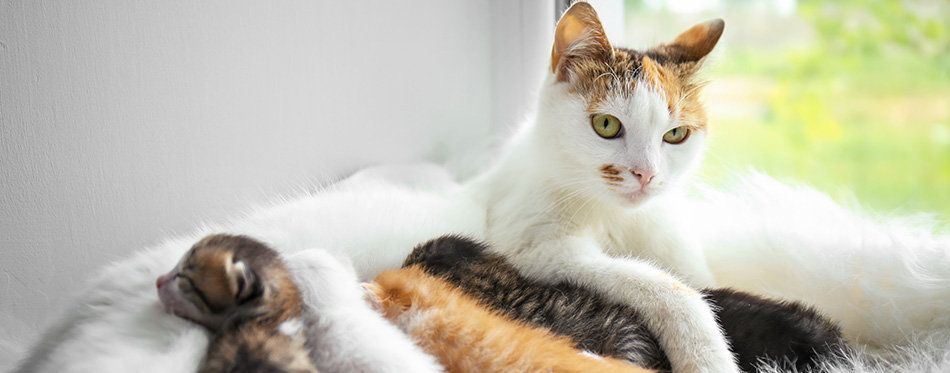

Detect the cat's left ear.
[
  {"left": 663, "top": 19, "right": 725, "bottom": 63},
  {"left": 551, "top": 2, "right": 611, "bottom": 82}
]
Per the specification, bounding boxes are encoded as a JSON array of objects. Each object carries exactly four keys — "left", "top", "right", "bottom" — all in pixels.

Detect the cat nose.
[
  {"left": 156, "top": 273, "right": 173, "bottom": 289},
  {"left": 632, "top": 168, "right": 655, "bottom": 187}
]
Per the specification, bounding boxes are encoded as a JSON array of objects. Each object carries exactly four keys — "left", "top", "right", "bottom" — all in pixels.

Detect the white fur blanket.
[
  {"left": 10, "top": 165, "right": 950, "bottom": 372},
  {"left": 12, "top": 164, "right": 484, "bottom": 372}
]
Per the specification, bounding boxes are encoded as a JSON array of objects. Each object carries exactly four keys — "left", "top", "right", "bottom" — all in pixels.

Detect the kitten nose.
[
  {"left": 156, "top": 273, "right": 173, "bottom": 289},
  {"left": 632, "top": 168, "right": 655, "bottom": 187}
]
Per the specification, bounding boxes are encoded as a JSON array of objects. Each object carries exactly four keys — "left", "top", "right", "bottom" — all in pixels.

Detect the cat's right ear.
[{"left": 551, "top": 2, "right": 610, "bottom": 82}]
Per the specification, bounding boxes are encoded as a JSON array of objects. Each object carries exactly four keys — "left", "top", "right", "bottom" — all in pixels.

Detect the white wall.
[{"left": 0, "top": 1, "right": 562, "bottom": 368}]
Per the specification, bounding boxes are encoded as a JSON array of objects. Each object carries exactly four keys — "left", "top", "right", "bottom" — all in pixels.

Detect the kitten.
[
  {"left": 157, "top": 234, "right": 444, "bottom": 373},
  {"left": 155, "top": 234, "right": 318, "bottom": 373},
  {"left": 405, "top": 235, "right": 848, "bottom": 372},
  {"left": 364, "top": 265, "right": 656, "bottom": 373},
  {"left": 285, "top": 248, "right": 445, "bottom": 373},
  {"left": 200, "top": 325, "right": 317, "bottom": 373},
  {"left": 465, "top": 3, "right": 735, "bottom": 371}
]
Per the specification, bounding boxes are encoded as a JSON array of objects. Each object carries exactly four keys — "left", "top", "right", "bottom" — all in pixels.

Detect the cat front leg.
[{"left": 512, "top": 236, "right": 738, "bottom": 373}]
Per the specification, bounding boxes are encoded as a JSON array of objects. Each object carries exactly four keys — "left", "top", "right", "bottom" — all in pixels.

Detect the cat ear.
[
  {"left": 663, "top": 19, "right": 725, "bottom": 63},
  {"left": 551, "top": 2, "right": 611, "bottom": 82},
  {"left": 228, "top": 260, "right": 259, "bottom": 302}
]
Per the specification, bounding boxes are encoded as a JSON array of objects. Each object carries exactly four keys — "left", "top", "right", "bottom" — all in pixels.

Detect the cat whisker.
[{"left": 545, "top": 186, "right": 594, "bottom": 217}]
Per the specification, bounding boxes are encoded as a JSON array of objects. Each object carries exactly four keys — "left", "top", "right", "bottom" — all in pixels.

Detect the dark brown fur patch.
[
  {"left": 601, "top": 164, "right": 626, "bottom": 183},
  {"left": 200, "top": 324, "right": 318, "bottom": 373}
]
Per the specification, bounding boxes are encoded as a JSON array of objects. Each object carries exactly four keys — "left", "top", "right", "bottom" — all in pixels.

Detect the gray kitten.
[{"left": 404, "top": 235, "right": 848, "bottom": 372}]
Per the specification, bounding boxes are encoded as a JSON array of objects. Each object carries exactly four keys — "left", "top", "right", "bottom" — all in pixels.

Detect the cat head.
[
  {"left": 156, "top": 234, "right": 300, "bottom": 330},
  {"left": 539, "top": 2, "right": 723, "bottom": 207}
]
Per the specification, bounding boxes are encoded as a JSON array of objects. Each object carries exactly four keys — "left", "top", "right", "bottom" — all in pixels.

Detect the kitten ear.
[
  {"left": 227, "top": 260, "right": 259, "bottom": 302},
  {"left": 551, "top": 2, "right": 611, "bottom": 82},
  {"left": 664, "top": 19, "right": 725, "bottom": 63}
]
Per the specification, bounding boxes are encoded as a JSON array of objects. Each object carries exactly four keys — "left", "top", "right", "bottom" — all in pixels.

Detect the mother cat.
[{"left": 467, "top": 3, "right": 736, "bottom": 372}]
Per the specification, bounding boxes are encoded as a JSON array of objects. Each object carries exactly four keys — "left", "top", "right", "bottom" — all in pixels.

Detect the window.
[{"left": 624, "top": 0, "right": 950, "bottom": 215}]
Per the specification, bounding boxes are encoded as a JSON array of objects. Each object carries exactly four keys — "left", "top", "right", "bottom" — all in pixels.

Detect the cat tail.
[{"left": 689, "top": 171, "right": 950, "bottom": 369}]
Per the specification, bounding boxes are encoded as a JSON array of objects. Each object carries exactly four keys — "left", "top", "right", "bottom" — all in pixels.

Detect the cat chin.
[
  {"left": 157, "top": 285, "right": 206, "bottom": 325},
  {"left": 612, "top": 189, "right": 658, "bottom": 207}
]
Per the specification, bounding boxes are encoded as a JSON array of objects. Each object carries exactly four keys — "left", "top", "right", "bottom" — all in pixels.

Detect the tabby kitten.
[
  {"left": 365, "top": 265, "right": 656, "bottom": 373},
  {"left": 156, "top": 234, "right": 318, "bottom": 373},
  {"left": 405, "top": 235, "right": 848, "bottom": 372}
]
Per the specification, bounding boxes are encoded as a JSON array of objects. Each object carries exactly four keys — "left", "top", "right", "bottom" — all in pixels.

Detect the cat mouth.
[
  {"left": 616, "top": 188, "right": 661, "bottom": 205},
  {"left": 618, "top": 190, "right": 647, "bottom": 203}
]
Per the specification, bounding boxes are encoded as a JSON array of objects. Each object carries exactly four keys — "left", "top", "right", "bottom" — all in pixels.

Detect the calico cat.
[
  {"left": 405, "top": 235, "right": 848, "bottom": 372},
  {"left": 364, "top": 265, "right": 656, "bottom": 373},
  {"left": 157, "top": 234, "right": 443, "bottom": 373},
  {"left": 465, "top": 2, "right": 736, "bottom": 371},
  {"left": 156, "top": 234, "right": 318, "bottom": 373}
]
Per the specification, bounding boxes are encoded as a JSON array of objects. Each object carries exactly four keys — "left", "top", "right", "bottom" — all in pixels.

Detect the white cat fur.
[
  {"left": 286, "top": 248, "right": 444, "bottom": 373},
  {"left": 14, "top": 164, "right": 482, "bottom": 372},
  {"left": 692, "top": 171, "right": 950, "bottom": 370}
]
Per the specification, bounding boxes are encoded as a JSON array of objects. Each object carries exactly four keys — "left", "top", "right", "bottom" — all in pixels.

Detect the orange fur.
[
  {"left": 367, "top": 266, "right": 656, "bottom": 373},
  {"left": 550, "top": 3, "right": 722, "bottom": 132}
]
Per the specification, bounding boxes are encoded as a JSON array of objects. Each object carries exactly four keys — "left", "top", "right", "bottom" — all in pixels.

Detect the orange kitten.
[{"left": 365, "top": 266, "right": 656, "bottom": 373}]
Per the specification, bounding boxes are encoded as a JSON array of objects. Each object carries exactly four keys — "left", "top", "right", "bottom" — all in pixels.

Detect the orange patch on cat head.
[
  {"left": 186, "top": 247, "right": 239, "bottom": 311},
  {"left": 641, "top": 56, "right": 709, "bottom": 131},
  {"left": 551, "top": 4, "right": 724, "bottom": 131}
]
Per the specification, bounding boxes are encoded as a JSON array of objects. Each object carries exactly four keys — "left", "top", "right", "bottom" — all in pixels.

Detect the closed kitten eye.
[
  {"left": 591, "top": 114, "right": 623, "bottom": 139},
  {"left": 663, "top": 126, "right": 690, "bottom": 144}
]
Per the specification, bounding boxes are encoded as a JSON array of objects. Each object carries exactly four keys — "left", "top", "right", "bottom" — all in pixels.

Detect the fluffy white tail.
[{"left": 691, "top": 172, "right": 950, "bottom": 358}]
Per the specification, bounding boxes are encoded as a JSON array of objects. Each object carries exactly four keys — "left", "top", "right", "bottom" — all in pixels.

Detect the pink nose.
[
  {"left": 156, "top": 273, "right": 174, "bottom": 289},
  {"left": 632, "top": 168, "right": 655, "bottom": 187}
]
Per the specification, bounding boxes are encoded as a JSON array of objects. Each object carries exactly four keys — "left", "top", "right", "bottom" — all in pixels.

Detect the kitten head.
[
  {"left": 362, "top": 266, "right": 438, "bottom": 322},
  {"left": 156, "top": 234, "right": 300, "bottom": 330},
  {"left": 541, "top": 2, "right": 723, "bottom": 207}
]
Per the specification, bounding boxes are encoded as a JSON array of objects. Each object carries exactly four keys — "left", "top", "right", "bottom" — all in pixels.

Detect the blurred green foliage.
[{"left": 693, "top": 0, "right": 950, "bottom": 216}]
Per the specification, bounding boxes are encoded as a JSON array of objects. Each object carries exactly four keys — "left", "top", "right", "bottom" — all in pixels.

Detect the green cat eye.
[
  {"left": 663, "top": 126, "right": 691, "bottom": 144},
  {"left": 591, "top": 114, "right": 622, "bottom": 139}
]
